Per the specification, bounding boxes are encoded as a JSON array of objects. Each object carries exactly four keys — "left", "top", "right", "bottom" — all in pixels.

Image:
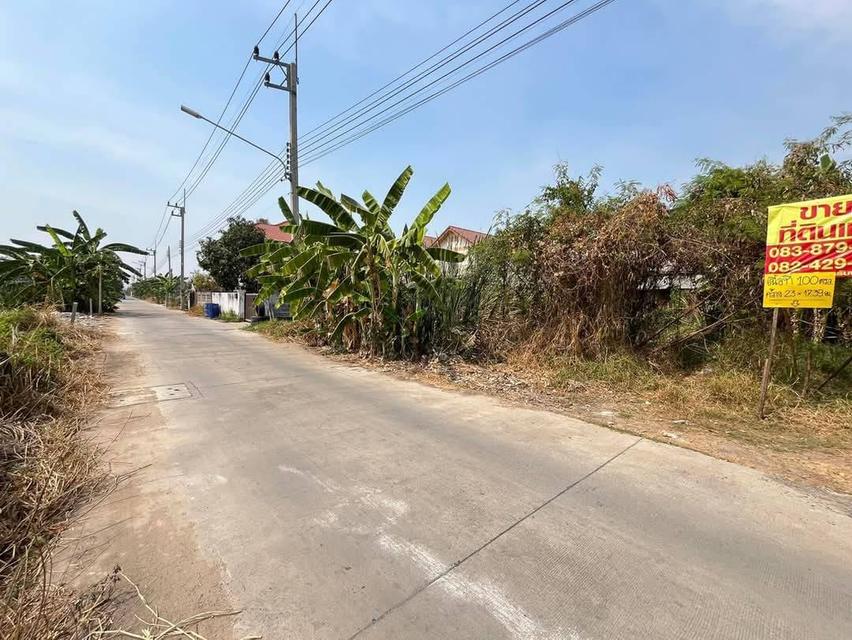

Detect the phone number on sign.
[{"left": 764, "top": 241, "right": 852, "bottom": 274}]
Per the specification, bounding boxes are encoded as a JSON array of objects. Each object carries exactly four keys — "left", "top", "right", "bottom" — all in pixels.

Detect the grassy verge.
[
  {"left": 244, "top": 318, "right": 322, "bottom": 343},
  {"left": 1, "top": 307, "right": 255, "bottom": 638},
  {"left": 186, "top": 305, "right": 244, "bottom": 323},
  {"left": 245, "top": 318, "right": 852, "bottom": 494},
  {"left": 546, "top": 352, "right": 851, "bottom": 451},
  {"left": 0, "top": 306, "right": 116, "bottom": 637}
]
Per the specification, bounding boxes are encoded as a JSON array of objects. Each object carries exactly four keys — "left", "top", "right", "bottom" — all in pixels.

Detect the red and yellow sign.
[{"left": 764, "top": 194, "right": 852, "bottom": 277}]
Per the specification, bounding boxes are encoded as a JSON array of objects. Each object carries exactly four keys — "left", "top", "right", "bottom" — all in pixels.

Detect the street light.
[{"left": 179, "top": 104, "right": 289, "bottom": 177}]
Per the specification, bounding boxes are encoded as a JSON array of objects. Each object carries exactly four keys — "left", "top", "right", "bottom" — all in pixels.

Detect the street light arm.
[
  {"left": 180, "top": 104, "right": 202, "bottom": 119},
  {"left": 179, "top": 104, "right": 288, "bottom": 176}
]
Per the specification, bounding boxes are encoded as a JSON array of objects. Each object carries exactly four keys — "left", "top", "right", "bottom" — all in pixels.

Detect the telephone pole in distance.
[
  {"left": 147, "top": 246, "right": 157, "bottom": 278},
  {"left": 166, "top": 190, "right": 186, "bottom": 309}
]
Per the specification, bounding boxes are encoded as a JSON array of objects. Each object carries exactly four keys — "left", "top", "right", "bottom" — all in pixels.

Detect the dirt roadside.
[
  {"left": 54, "top": 319, "right": 237, "bottom": 639},
  {"left": 356, "top": 356, "right": 852, "bottom": 498},
  {"left": 244, "top": 325, "right": 851, "bottom": 499}
]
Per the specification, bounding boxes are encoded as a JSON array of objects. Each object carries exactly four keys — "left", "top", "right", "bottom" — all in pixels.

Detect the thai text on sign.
[
  {"left": 764, "top": 194, "right": 852, "bottom": 277},
  {"left": 762, "top": 272, "right": 836, "bottom": 308}
]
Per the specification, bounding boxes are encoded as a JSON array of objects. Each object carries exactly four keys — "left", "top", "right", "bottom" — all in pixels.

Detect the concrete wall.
[
  {"left": 433, "top": 233, "right": 473, "bottom": 275},
  {"left": 193, "top": 290, "right": 290, "bottom": 321},
  {"left": 263, "top": 292, "right": 291, "bottom": 319},
  {"left": 212, "top": 291, "right": 245, "bottom": 319},
  {"left": 194, "top": 291, "right": 214, "bottom": 307},
  {"left": 434, "top": 234, "right": 473, "bottom": 255}
]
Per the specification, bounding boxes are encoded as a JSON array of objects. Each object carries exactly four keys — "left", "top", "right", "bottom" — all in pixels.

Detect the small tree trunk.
[
  {"left": 812, "top": 309, "right": 827, "bottom": 343},
  {"left": 366, "top": 247, "right": 382, "bottom": 357},
  {"left": 802, "top": 347, "right": 812, "bottom": 398}
]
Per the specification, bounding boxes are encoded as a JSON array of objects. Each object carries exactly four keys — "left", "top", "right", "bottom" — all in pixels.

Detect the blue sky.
[{"left": 1, "top": 0, "right": 850, "bottom": 274}]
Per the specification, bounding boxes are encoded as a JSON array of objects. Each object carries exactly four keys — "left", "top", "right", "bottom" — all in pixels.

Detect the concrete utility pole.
[
  {"left": 253, "top": 13, "right": 301, "bottom": 223},
  {"left": 167, "top": 245, "right": 172, "bottom": 276},
  {"left": 166, "top": 189, "right": 186, "bottom": 309},
  {"left": 147, "top": 247, "right": 157, "bottom": 278}
]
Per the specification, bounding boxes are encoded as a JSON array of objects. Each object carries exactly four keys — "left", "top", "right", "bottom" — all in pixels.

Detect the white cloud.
[
  {"left": 0, "top": 107, "right": 184, "bottom": 180},
  {"left": 718, "top": 0, "right": 852, "bottom": 38}
]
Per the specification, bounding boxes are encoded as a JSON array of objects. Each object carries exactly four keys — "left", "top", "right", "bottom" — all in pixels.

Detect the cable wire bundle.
[{"left": 155, "top": 0, "right": 618, "bottom": 268}]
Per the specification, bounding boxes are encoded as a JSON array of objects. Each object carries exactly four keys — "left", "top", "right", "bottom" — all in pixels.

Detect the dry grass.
[
  {"left": 0, "top": 307, "right": 115, "bottom": 639},
  {"left": 547, "top": 353, "right": 852, "bottom": 452},
  {"left": 247, "top": 322, "right": 852, "bottom": 493},
  {"left": 88, "top": 570, "right": 260, "bottom": 640},
  {"left": 0, "top": 306, "right": 102, "bottom": 420},
  {"left": 1, "top": 307, "right": 256, "bottom": 639},
  {"left": 245, "top": 318, "right": 324, "bottom": 345}
]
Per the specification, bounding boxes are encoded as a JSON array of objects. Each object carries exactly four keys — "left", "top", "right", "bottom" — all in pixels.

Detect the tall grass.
[{"left": 0, "top": 307, "right": 112, "bottom": 638}]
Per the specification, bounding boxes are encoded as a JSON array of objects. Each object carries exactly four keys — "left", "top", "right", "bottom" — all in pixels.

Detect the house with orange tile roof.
[
  {"left": 428, "top": 225, "right": 489, "bottom": 255},
  {"left": 255, "top": 220, "right": 293, "bottom": 243},
  {"left": 256, "top": 220, "right": 489, "bottom": 256}
]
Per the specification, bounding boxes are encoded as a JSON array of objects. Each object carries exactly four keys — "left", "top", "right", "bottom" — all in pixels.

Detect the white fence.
[
  {"left": 211, "top": 291, "right": 245, "bottom": 319},
  {"left": 192, "top": 290, "right": 289, "bottom": 321}
]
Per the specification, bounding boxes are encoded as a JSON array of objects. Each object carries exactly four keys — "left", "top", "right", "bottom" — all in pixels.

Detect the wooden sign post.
[
  {"left": 757, "top": 308, "right": 779, "bottom": 420},
  {"left": 758, "top": 194, "right": 850, "bottom": 418}
]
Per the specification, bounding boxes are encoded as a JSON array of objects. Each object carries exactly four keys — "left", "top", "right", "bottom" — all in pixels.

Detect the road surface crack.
[{"left": 345, "top": 436, "right": 644, "bottom": 639}]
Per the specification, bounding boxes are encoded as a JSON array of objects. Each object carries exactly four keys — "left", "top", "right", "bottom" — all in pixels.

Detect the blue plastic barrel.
[
  {"left": 209, "top": 303, "right": 221, "bottom": 318},
  {"left": 203, "top": 302, "right": 214, "bottom": 318}
]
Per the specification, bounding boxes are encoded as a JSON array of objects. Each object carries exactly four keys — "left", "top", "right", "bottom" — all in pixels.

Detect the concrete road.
[{"left": 95, "top": 299, "right": 852, "bottom": 639}]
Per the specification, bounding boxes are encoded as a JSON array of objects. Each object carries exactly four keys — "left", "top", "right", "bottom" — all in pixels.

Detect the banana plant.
[
  {"left": 0, "top": 210, "right": 145, "bottom": 310},
  {"left": 244, "top": 167, "right": 465, "bottom": 356}
]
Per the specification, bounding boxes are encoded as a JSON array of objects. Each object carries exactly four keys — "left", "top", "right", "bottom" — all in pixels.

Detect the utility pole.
[
  {"left": 167, "top": 245, "right": 172, "bottom": 276},
  {"left": 253, "top": 13, "right": 300, "bottom": 223},
  {"left": 147, "top": 247, "right": 157, "bottom": 277},
  {"left": 166, "top": 189, "right": 186, "bottom": 309}
]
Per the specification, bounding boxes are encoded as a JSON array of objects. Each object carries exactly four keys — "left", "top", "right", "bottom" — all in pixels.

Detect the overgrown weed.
[{"left": 0, "top": 306, "right": 112, "bottom": 638}]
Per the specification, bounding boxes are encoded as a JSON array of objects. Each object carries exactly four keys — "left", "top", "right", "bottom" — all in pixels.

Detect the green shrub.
[
  {"left": 0, "top": 307, "right": 91, "bottom": 419},
  {"left": 219, "top": 311, "right": 241, "bottom": 323}
]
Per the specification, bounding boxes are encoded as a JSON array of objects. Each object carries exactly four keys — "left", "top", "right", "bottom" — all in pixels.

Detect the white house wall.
[{"left": 211, "top": 291, "right": 245, "bottom": 319}]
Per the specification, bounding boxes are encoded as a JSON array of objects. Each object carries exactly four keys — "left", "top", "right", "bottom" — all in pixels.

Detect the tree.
[
  {"left": 190, "top": 271, "right": 219, "bottom": 291},
  {"left": 130, "top": 274, "right": 185, "bottom": 305},
  {"left": 0, "top": 211, "right": 144, "bottom": 311},
  {"left": 197, "top": 217, "right": 265, "bottom": 291},
  {"left": 244, "top": 166, "right": 464, "bottom": 356}
]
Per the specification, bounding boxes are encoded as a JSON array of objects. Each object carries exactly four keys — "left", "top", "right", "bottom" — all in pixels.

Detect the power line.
[
  {"left": 178, "top": 6, "right": 326, "bottom": 246},
  {"left": 181, "top": 78, "right": 266, "bottom": 199},
  {"left": 152, "top": 204, "right": 169, "bottom": 247},
  {"left": 198, "top": 0, "right": 616, "bottom": 229},
  {"left": 181, "top": 0, "right": 617, "bottom": 251},
  {"left": 166, "top": 2, "right": 294, "bottom": 205},
  {"left": 259, "top": 0, "right": 296, "bottom": 44},
  {"left": 303, "top": 0, "right": 618, "bottom": 165},
  {"left": 155, "top": 211, "right": 173, "bottom": 249},
  {"left": 167, "top": 57, "right": 255, "bottom": 204},
  {"left": 299, "top": 0, "right": 580, "bottom": 158},
  {"left": 179, "top": 0, "right": 325, "bottom": 203},
  {"left": 166, "top": 0, "right": 332, "bottom": 252},
  {"left": 299, "top": 0, "right": 525, "bottom": 141},
  {"left": 184, "top": 163, "right": 286, "bottom": 248},
  {"left": 182, "top": 0, "right": 547, "bottom": 241},
  {"left": 151, "top": 1, "right": 297, "bottom": 266},
  {"left": 298, "top": 0, "right": 549, "bottom": 152}
]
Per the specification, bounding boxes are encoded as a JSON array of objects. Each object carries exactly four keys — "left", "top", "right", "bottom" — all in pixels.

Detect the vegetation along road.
[{"left": 76, "top": 298, "right": 852, "bottom": 639}]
